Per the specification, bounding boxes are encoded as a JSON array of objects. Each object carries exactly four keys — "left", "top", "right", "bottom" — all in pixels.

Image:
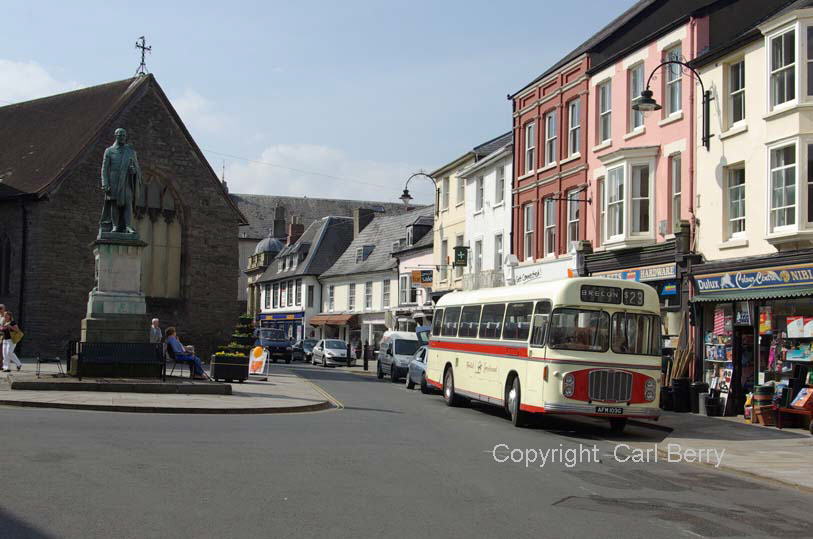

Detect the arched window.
[
  {"left": 0, "top": 235, "right": 10, "bottom": 295},
  {"left": 134, "top": 174, "right": 182, "bottom": 298}
]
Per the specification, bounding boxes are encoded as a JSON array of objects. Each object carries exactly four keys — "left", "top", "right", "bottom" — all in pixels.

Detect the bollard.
[
  {"left": 347, "top": 342, "right": 352, "bottom": 368},
  {"left": 363, "top": 341, "right": 369, "bottom": 371}
]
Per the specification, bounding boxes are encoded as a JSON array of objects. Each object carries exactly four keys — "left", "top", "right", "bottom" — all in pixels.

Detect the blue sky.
[{"left": 2, "top": 0, "right": 631, "bottom": 203}]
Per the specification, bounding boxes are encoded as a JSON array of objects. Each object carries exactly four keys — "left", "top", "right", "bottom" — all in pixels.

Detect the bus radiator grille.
[{"left": 588, "top": 370, "right": 632, "bottom": 402}]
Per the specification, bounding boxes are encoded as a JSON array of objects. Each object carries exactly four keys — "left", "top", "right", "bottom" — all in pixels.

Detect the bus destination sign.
[
  {"left": 580, "top": 285, "right": 621, "bottom": 304},
  {"left": 581, "top": 285, "right": 646, "bottom": 306}
]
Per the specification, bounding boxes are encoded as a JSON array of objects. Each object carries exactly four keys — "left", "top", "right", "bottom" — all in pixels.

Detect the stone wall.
[{"left": 16, "top": 81, "right": 241, "bottom": 360}]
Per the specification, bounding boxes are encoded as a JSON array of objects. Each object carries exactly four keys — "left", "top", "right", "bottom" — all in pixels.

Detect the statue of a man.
[{"left": 99, "top": 128, "right": 142, "bottom": 235}]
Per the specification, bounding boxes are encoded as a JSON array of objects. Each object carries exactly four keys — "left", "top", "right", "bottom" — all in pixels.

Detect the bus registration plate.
[{"left": 595, "top": 406, "right": 624, "bottom": 415}]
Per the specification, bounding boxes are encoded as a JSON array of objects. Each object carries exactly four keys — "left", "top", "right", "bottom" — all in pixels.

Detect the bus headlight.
[
  {"left": 563, "top": 373, "right": 575, "bottom": 398},
  {"left": 644, "top": 378, "right": 656, "bottom": 402}
]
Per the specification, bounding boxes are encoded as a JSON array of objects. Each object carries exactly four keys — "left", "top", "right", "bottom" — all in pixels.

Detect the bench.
[{"left": 70, "top": 341, "right": 165, "bottom": 380}]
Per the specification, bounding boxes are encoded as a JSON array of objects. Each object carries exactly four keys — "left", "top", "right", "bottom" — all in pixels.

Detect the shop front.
[
  {"left": 691, "top": 251, "right": 813, "bottom": 418},
  {"left": 308, "top": 314, "right": 357, "bottom": 341},
  {"left": 257, "top": 311, "right": 304, "bottom": 340}
]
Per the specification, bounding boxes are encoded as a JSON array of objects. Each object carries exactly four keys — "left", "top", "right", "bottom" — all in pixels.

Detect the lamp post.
[
  {"left": 632, "top": 60, "right": 712, "bottom": 150},
  {"left": 399, "top": 171, "right": 438, "bottom": 208}
]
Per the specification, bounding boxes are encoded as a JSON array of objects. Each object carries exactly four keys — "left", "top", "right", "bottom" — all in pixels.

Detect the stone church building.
[{"left": 0, "top": 74, "right": 246, "bottom": 358}]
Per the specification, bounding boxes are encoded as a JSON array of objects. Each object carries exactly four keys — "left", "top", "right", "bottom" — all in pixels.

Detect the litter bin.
[
  {"left": 690, "top": 382, "right": 710, "bottom": 414},
  {"left": 672, "top": 377, "right": 691, "bottom": 413}
]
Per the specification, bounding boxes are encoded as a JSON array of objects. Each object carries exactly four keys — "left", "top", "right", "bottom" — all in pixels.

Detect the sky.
[{"left": 1, "top": 0, "right": 632, "bottom": 204}]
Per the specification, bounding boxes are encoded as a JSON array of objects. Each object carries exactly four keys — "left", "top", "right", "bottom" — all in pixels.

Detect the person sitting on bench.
[{"left": 165, "top": 327, "right": 206, "bottom": 379}]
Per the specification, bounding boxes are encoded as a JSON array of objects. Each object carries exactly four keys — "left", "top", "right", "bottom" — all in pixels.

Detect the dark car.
[
  {"left": 291, "top": 339, "right": 318, "bottom": 362},
  {"left": 254, "top": 328, "right": 293, "bottom": 363}
]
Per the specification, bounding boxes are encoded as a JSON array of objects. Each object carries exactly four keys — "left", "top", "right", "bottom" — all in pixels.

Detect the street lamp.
[
  {"left": 399, "top": 172, "right": 437, "bottom": 208},
  {"left": 632, "top": 60, "right": 712, "bottom": 150}
]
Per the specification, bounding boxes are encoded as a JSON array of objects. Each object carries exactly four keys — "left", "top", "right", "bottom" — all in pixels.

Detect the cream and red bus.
[{"left": 425, "top": 277, "right": 662, "bottom": 431}]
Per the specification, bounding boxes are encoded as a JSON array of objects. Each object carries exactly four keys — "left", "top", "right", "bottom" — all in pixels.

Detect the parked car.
[
  {"left": 312, "top": 339, "right": 350, "bottom": 367},
  {"left": 406, "top": 345, "right": 432, "bottom": 393},
  {"left": 291, "top": 339, "right": 318, "bottom": 362},
  {"left": 254, "top": 328, "right": 293, "bottom": 363},
  {"left": 376, "top": 331, "right": 420, "bottom": 382}
]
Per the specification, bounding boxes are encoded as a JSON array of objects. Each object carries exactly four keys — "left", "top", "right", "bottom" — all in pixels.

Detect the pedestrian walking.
[
  {"left": 0, "top": 304, "right": 5, "bottom": 371},
  {"left": 1, "top": 311, "right": 22, "bottom": 372},
  {"left": 149, "top": 318, "right": 163, "bottom": 344}
]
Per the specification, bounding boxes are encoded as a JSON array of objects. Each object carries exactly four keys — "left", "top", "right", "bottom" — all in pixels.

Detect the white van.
[{"left": 376, "top": 331, "right": 421, "bottom": 383}]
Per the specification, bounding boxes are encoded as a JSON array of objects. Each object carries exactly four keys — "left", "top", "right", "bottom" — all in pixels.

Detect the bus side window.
[
  {"left": 432, "top": 309, "right": 444, "bottom": 336},
  {"left": 530, "top": 315, "right": 548, "bottom": 347}
]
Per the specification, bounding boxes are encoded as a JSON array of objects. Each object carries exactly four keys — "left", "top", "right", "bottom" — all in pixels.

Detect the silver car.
[
  {"left": 311, "top": 339, "right": 350, "bottom": 367},
  {"left": 406, "top": 346, "right": 433, "bottom": 394}
]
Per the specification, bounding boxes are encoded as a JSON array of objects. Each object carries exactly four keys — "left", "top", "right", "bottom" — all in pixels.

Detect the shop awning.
[
  {"left": 691, "top": 285, "right": 813, "bottom": 303},
  {"left": 308, "top": 314, "right": 356, "bottom": 326}
]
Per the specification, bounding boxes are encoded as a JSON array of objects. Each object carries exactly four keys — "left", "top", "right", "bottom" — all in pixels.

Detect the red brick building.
[{"left": 510, "top": 54, "right": 591, "bottom": 282}]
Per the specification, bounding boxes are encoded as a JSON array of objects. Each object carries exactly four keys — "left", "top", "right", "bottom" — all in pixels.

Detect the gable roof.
[
  {"left": 473, "top": 131, "right": 513, "bottom": 159},
  {"left": 257, "top": 216, "right": 354, "bottom": 282},
  {"left": 321, "top": 206, "right": 435, "bottom": 278},
  {"left": 0, "top": 75, "right": 245, "bottom": 223},
  {"left": 231, "top": 193, "right": 414, "bottom": 240}
]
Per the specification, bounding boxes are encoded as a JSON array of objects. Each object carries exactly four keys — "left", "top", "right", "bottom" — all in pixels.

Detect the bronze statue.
[{"left": 100, "top": 128, "right": 142, "bottom": 235}]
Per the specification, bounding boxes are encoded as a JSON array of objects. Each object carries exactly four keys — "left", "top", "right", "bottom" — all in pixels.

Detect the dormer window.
[{"left": 356, "top": 245, "right": 374, "bottom": 263}]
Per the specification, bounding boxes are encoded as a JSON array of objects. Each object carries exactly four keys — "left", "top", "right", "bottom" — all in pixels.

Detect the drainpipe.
[{"left": 688, "top": 17, "right": 697, "bottom": 250}]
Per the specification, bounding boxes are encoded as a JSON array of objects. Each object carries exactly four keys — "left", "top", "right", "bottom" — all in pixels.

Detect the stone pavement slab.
[
  {"left": 0, "top": 361, "right": 334, "bottom": 414},
  {"left": 628, "top": 411, "right": 813, "bottom": 491}
]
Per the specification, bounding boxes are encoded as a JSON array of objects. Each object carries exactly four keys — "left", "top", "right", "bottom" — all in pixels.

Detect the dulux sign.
[{"left": 695, "top": 264, "right": 813, "bottom": 294}]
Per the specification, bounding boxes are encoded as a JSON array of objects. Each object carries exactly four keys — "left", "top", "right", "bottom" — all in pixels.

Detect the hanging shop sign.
[
  {"left": 593, "top": 263, "right": 677, "bottom": 283},
  {"left": 660, "top": 281, "right": 678, "bottom": 296},
  {"left": 695, "top": 263, "right": 813, "bottom": 294},
  {"left": 411, "top": 270, "right": 433, "bottom": 286}
]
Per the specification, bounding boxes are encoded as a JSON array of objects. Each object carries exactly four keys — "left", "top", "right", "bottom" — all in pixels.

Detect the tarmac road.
[{"left": 2, "top": 362, "right": 812, "bottom": 539}]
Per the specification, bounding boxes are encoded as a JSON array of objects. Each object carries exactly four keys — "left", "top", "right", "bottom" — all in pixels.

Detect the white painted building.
[{"left": 458, "top": 133, "right": 513, "bottom": 290}]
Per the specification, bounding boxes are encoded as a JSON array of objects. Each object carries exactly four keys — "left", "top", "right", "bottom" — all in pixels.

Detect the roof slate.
[
  {"left": 231, "top": 193, "right": 414, "bottom": 240},
  {"left": 321, "top": 206, "right": 435, "bottom": 278},
  {"left": 473, "top": 132, "right": 513, "bottom": 159},
  {"left": 258, "top": 216, "right": 354, "bottom": 283},
  {"left": 0, "top": 78, "right": 143, "bottom": 197}
]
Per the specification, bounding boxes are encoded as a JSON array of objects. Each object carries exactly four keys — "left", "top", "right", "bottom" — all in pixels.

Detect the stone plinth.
[{"left": 81, "top": 235, "right": 149, "bottom": 344}]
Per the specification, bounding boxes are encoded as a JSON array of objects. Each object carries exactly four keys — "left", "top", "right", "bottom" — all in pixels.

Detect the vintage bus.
[{"left": 425, "top": 277, "right": 662, "bottom": 431}]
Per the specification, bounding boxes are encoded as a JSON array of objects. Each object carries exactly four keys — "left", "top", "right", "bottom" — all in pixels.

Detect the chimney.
[
  {"left": 272, "top": 205, "right": 287, "bottom": 238},
  {"left": 287, "top": 215, "right": 304, "bottom": 246},
  {"left": 353, "top": 208, "right": 375, "bottom": 238}
]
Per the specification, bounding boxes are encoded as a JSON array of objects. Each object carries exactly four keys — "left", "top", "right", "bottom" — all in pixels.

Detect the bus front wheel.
[
  {"left": 443, "top": 368, "right": 462, "bottom": 407},
  {"left": 507, "top": 377, "right": 529, "bottom": 428}
]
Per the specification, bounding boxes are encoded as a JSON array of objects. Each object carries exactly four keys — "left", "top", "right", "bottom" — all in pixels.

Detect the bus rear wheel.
[
  {"left": 443, "top": 368, "right": 462, "bottom": 407},
  {"left": 507, "top": 377, "right": 529, "bottom": 428}
]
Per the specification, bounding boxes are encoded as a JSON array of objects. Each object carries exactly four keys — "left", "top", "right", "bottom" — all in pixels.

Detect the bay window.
[
  {"left": 525, "top": 122, "right": 536, "bottom": 173},
  {"left": 607, "top": 166, "right": 624, "bottom": 239},
  {"left": 545, "top": 111, "right": 557, "bottom": 166},
  {"left": 770, "top": 144, "right": 796, "bottom": 230},
  {"left": 523, "top": 204, "right": 534, "bottom": 261},
  {"left": 771, "top": 30, "right": 796, "bottom": 107},
  {"left": 631, "top": 165, "right": 650, "bottom": 234},
  {"left": 568, "top": 99, "right": 580, "bottom": 156},
  {"left": 727, "top": 167, "right": 746, "bottom": 238},
  {"left": 544, "top": 197, "right": 556, "bottom": 256}
]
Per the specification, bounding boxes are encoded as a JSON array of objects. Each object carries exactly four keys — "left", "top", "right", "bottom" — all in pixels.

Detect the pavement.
[
  {"left": 0, "top": 361, "right": 333, "bottom": 414},
  {"left": 626, "top": 411, "right": 813, "bottom": 491},
  {"left": 2, "top": 362, "right": 812, "bottom": 539}
]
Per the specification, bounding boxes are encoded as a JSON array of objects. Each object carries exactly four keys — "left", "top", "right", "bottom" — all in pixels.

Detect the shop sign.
[
  {"left": 594, "top": 263, "right": 677, "bottom": 283},
  {"left": 660, "top": 281, "right": 678, "bottom": 296},
  {"left": 411, "top": 270, "right": 433, "bottom": 286},
  {"left": 257, "top": 312, "right": 304, "bottom": 321},
  {"left": 695, "top": 263, "right": 813, "bottom": 294},
  {"left": 453, "top": 245, "right": 469, "bottom": 267}
]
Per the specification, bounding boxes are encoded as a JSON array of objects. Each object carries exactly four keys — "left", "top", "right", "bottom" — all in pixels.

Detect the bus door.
[{"left": 526, "top": 300, "right": 551, "bottom": 402}]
